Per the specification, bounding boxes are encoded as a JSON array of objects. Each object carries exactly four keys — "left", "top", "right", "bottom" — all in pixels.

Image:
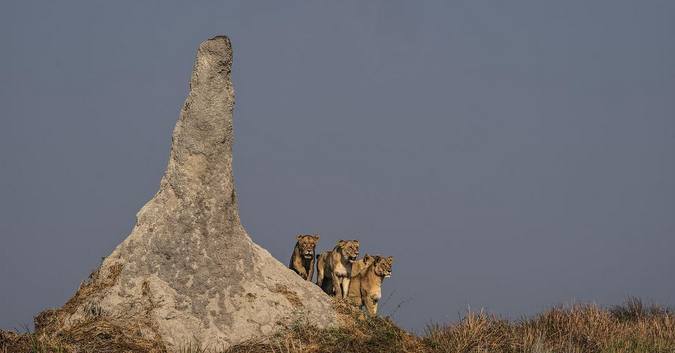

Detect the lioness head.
[
  {"left": 372, "top": 256, "right": 394, "bottom": 278},
  {"left": 362, "top": 254, "right": 376, "bottom": 267},
  {"left": 336, "top": 239, "right": 360, "bottom": 263},
  {"left": 296, "top": 234, "right": 320, "bottom": 259}
]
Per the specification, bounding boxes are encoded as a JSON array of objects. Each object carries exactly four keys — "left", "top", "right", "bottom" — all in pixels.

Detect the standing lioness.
[
  {"left": 347, "top": 255, "right": 393, "bottom": 316},
  {"left": 316, "top": 239, "right": 360, "bottom": 298},
  {"left": 288, "top": 234, "right": 320, "bottom": 281}
]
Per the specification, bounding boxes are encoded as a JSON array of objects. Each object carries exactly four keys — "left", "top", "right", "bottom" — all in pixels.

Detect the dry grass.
[
  {"left": 1, "top": 321, "right": 165, "bottom": 353},
  {"left": 215, "top": 298, "right": 675, "bottom": 353},
  {"left": 2, "top": 298, "right": 673, "bottom": 353},
  {"left": 424, "top": 299, "right": 675, "bottom": 353},
  {"left": 220, "top": 300, "right": 423, "bottom": 353}
]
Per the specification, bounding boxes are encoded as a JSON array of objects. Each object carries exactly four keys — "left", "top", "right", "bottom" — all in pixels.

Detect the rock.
[{"left": 38, "top": 36, "right": 337, "bottom": 352}]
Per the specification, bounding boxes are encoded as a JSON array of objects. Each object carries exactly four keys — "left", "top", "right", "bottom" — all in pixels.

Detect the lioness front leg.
[
  {"left": 307, "top": 260, "right": 315, "bottom": 282},
  {"left": 340, "top": 277, "right": 351, "bottom": 299},
  {"left": 316, "top": 260, "right": 324, "bottom": 287},
  {"left": 332, "top": 273, "right": 343, "bottom": 298},
  {"left": 364, "top": 296, "right": 377, "bottom": 316},
  {"left": 298, "top": 268, "right": 308, "bottom": 280}
]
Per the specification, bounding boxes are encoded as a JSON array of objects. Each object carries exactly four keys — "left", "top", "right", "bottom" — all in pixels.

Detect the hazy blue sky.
[{"left": 1, "top": 1, "right": 674, "bottom": 331}]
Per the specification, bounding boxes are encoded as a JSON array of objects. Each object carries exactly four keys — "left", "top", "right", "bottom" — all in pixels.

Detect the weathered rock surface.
[{"left": 37, "top": 36, "right": 337, "bottom": 352}]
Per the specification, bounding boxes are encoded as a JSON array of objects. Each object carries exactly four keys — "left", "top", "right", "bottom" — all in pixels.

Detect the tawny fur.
[
  {"left": 350, "top": 254, "right": 376, "bottom": 277},
  {"left": 347, "top": 255, "right": 393, "bottom": 316},
  {"left": 288, "top": 234, "right": 320, "bottom": 281},
  {"left": 316, "top": 240, "right": 360, "bottom": 298}
]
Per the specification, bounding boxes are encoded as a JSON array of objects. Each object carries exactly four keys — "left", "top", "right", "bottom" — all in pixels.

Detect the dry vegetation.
[
  {"left": 421, "top": 298, "right": 674, "bottom": 353},
  {"left": 2, "top": 298, "right": 673, "bottom": 353}
]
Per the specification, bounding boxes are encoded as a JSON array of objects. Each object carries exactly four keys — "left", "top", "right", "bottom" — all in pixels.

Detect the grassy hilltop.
[{"left": 2, "top": 297, "right": 673, "bottom": 353}]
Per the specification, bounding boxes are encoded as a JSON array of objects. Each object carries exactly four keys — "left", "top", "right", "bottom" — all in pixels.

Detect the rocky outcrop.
[{"left": 37, "top": 36, "right": 337, "bottom": 352}]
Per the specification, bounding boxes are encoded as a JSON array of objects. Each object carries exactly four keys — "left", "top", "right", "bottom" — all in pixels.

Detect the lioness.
[
  {"left": 288, "top": 234, "right": 320, "bottom": 281},
  {"left": 347, "top": 255, "right": 393, "bottom": 316},
  {"left": 316, "top": 239, "right": 360, "bottom": 298}
]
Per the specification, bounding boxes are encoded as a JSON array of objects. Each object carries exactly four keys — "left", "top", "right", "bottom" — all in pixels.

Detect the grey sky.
[{"left": 1, "top": 0, "right": 674, "bottom": 331}]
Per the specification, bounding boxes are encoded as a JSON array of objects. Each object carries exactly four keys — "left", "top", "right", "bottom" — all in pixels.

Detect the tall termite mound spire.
[{"left": 36, "top": 36, "right": 337, "bottom": 352}]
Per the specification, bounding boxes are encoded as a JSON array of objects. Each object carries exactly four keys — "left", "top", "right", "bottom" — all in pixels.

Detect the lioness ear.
[
  {"left": 337, "top": 240, "right": 346, "bottom": 245},
  {"left": 313, "top": 235, "right": 320, "bottom": 241},
  {"left": 353, "top": 239, "right": 360, "bottom": 244},
  {"left": 387, "top": 256, "right": 394, "bottom": 263},
  {"left": 296, "top": 234, "right": 303, "bottom": 240}
]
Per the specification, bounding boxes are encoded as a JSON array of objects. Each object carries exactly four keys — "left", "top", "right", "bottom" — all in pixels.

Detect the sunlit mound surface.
[{"left": 4, "top": 35, "right": 337, "bottom": 353}]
